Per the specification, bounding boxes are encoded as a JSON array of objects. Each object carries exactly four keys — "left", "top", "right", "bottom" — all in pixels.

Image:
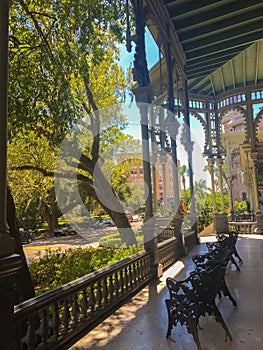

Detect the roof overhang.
[{"left": 146, "top": 0, "right": 263, "bottom": 97}]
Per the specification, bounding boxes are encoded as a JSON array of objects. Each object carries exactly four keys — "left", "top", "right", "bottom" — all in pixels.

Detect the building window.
[{"left": 241, "top": 192, "right": 247, "bottom": 201}]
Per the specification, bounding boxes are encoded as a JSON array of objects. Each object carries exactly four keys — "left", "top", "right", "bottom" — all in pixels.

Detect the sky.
[
  {"left": 118, "top": 28, "right": 160, "bottom": 73},
  {"left": 117, "top": 29, "right": 210, "bottom": 186}
]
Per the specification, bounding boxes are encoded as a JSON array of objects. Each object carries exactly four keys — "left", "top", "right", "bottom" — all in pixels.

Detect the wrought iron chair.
[
  {"left": 207, "top": 230, "right": 243, "bottom": 271},
  {"left": 192, "top": 247, "right": 237, "bottom": 307},
  {"left": 165, "top": 265, "right": 232, "bottom": 350}
]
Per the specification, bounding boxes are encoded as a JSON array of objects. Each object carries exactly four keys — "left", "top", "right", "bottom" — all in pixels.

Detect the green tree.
[
  {"left": 179, "top": 164, "right": 188, "bottom": 191},
  {"left": 8, "top": 131, "right": 58, "bottom": 231},
  {"left": 8, "top": 1, "right": 138, "bottom": 246}
]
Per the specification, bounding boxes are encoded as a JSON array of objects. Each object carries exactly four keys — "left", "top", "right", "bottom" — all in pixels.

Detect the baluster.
[
  {"left": 146, "top": 256, "right": 151, "bottom": 277},
  {"left": 62, "top": 299, "right": 71, "bottom": 333},
  {"left": 51, "top": 302, "right": 60, "bottom": 340},
  {"left": 140, "top": 258, "right": 145, "bottom": 280},
  {"left": 25, "top": 315, "right": 36, "bottom": 350},
  {"left": 133, "top": 261, "right": 139, "bottom": 285},
  {"left": 136, "top": 260, "right": 141, "bottom": 283},
  {"left": 39, "top": 308, "right": 49, "bottom": 346},
  {"left": 119, "top": 269, "right": 124, "bottom": 294},
  {"left": 128, "top": 264, "right": 133, "bottom": 288},
  {"left": 142, "top": 257, "right": 147, "bottom": 279},
  {"left": 124, "top": 266, "right": 129, "bottom": 290},
  {"left": 72, "top": 294, "right": 80, "bottom": 328},
  {"left": 80, "top": 289, "right": 88, "bottom": 319},
  {"left": 108, "top": 275, "right": 115, "bottom": 301},
  {"left": 96, "top": 281, "right": 103, "bottom": 309},
  {"left": 114, "top": 272, "right": 120, "bottom": 296},
  {"left": 89, "top": 284, "right": 96, "bottom": 314},
  {"left": 102, "top": 277, "right": 109, "bottom": 304},
  {"left": 132, "top": 262, "right": 137, "bottom": 285}
]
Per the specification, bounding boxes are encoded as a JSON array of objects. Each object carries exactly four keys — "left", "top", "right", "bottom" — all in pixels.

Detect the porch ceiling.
[{"left": 161, "top": 0, "right": 263, "bottom": 97}]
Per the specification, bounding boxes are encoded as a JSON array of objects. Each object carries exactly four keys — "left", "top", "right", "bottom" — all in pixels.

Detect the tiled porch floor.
[{"left": 71, "top": 234, "right": 263, "bottom": 350}]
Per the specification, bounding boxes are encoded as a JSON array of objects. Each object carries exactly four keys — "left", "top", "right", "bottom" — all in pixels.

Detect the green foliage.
[
  {"left": 99, "top": 231, "right": 144, "bottom": 248},
  {"left": 8, "top": 131, "right": 57, "bottom": 229},
  {"left": 7, "top": 1, "right": 138, "bottom": 238},
  {"left": 197, "top": 198, "right": 213, "bottom": 232},
  {"left": 9, "top": 0, "right": 128, "bottom": 141},
  {"left": 234, "top": 200, "right": 249, "bottom": 213},
  {"left": 29, "top": 245, "right": 142, "bottom": 295}
]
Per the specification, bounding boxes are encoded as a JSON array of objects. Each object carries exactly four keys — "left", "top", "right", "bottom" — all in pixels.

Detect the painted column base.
[
  {"left": 254, "top": 213, "right": 263, "bottom": 234},
  {"left": 213, "top": 213, "right": 229, "bottom": 234},
  {"left": 143, "top": 223, "right": 161, "bottom": 279},
  {"left": 0, "top": 254, "right": 22, "bottom": 349}
]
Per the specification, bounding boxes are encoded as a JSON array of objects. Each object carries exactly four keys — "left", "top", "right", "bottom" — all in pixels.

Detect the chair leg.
[
  {"left": 220, "top": 278, "right": 237, "bottom": 307},
  {"left": 165, "top": 301, "right": 173, "bottom": 339},
  {"left": 231, "top": 256, "right": 241, "bottom": 272},
  {"left": 187, "top": 318, "right": 202, "bottom": 350},
  {"left": 233, "top": 248, "right": 243, "bottom": 264},
  {"left": 212, "top": 303, "right": 232, "bottom": 342}
]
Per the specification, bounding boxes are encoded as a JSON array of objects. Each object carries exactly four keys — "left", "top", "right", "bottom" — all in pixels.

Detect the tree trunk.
[
  {"left": 45, "top": 211, "right": 58, "bottom": 235},
  {"left": 182, "top": 176, "right": 186, "bottom": 191},
  {"left": 7, "top": 186, "right": 35, "bottom": 302},
  {"left": 79, "top": 169, "right": 137, "bottom": 246},
  {"left": 106, "top": 209, "right": 137, "bottom": 246},
  {"left": 42, "top": 201, "right": 60, "bottom": 235}
]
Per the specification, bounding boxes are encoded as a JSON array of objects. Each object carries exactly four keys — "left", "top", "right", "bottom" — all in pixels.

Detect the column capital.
[
  {"left": 132, "top": 86, "right": 153, "bottom": 105},
  {"left": 166, "top": 116, "right": 179, "bottom": 138},
  {"left": 216, "top": 157, "right": 224, "bottom": 166},
  {"left": 207, "top": 156, "right": 215, "bottom": 166},
  {"left": 160, "top": 153, "right": 167, "bottom": 164}
]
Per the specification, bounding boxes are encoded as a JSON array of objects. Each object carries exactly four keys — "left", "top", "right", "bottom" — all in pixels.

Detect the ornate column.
[
  {"left": 158, "top": 107, "right": 168, "bottom": 215},
  {"left": 250, "top": 152, "right": 263, "bottom": 233},
  {"left": 216, "top": 157, "right": 226, "bottom": 213},
  {"left": 250, "top": 153, "right": 260, "bottom": 213},
  {"left": 181, "top": 75, "right": 198, "bottom": 235},
  {"left": 228, "top": 175, "right": 235, "bottom": 220},
  {"left": 160, "top": 152, "right": 168, "bottom": 215},
  {"left": 0, "top": 0, "right": 16, "bottom": 257},
  {"left": 214, "top": 156, "right": 229, "bottom": 233},
  {"left": 130, "top": 0, "right": 160, "bottom": 277},
  {"left": 166, "top": 119, "right": 180, "bottom": 206},
  {"left": 167, "top": 117, "right": 185, "bottom": 254},
  {"left": 0, "top": 1, "right": 22, "bottom": 348},
  {"left": 207, "top": 158, "right": 217, "bottom": 212},
  {"left": 150, "top": 106, "right": 158, "bottom": 212},
  {"left": 208, "top": 156, "right": 229, "bottom": 234},
  {"left": 165, "top": 39, "right": 181, "bottom": 215}
]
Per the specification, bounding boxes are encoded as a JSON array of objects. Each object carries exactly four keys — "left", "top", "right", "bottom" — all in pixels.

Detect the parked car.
[
  {"left": 93, "top": 219, "right": 115, "bottom": 228},
  {"left": 126, "top": 214, "right": 142, "bottom": 222},
  {"left": 126, "top": 213, "right": 133, "bottom": 222},
  {"left": 53, "top": 223, "right": 78, "bottom": 237},
  {"left": 19, "top": 228, "right": 33, "bottom": 244},
  {"left": 131, "top": 214, "right": 142, "bottom": 222}
]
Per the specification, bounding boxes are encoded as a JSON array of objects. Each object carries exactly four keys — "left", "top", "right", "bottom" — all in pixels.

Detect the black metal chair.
[
  {"left": 207, "top": 230, "right": 243, "bottom": 271},
  {"left": 165, "top": 265, "right": 232, "bottom": 350},
  {"left": 192, "top": 247, "right": 237, "bottom": 307}
]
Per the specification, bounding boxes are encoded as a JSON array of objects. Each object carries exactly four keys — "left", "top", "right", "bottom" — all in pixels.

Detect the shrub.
[
  {"left": 99, "top": 231, "right": 144, "bottom": 248},
  {"left": 29, "top": 245, "right": 142, "bottom": 295}
]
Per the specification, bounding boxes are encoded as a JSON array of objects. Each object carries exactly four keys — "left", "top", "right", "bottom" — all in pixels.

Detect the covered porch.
[
  {"left": 1, "top": 1, "right": 263, "bottom": 349},
  {"left": 71, "top": 234, "right": 263, "bottom": 350}
]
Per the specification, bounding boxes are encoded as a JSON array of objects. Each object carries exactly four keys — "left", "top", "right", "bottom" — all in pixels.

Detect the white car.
[{"left": 131, "top": 214, "right": 141, "bottom": 222}]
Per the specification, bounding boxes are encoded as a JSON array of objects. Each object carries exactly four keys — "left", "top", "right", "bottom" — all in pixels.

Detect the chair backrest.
[
  {"left": 166, "top": 265, "right": 224, "bottom": 303},
  {"left": 196, "top": 265, "right": 225, "bottom": 302},
  {"left": 193, "top": 247, "right": 230, "bottom": 270}
]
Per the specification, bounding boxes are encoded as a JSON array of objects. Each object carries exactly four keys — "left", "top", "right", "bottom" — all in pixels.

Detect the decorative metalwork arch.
[
  {"left": 254, "top": 109, "right": 263, "bottom": 141},
  {"left": 189, "top": 111, "right": 209, "bottom": 152},
  {"left": 219, "top": 105, "right": 249, "bottom": 143}
]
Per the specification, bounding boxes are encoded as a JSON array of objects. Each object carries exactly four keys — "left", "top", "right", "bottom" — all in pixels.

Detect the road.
[{"left": 23, "top": 222, "right": 143, "bottom": 262}]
